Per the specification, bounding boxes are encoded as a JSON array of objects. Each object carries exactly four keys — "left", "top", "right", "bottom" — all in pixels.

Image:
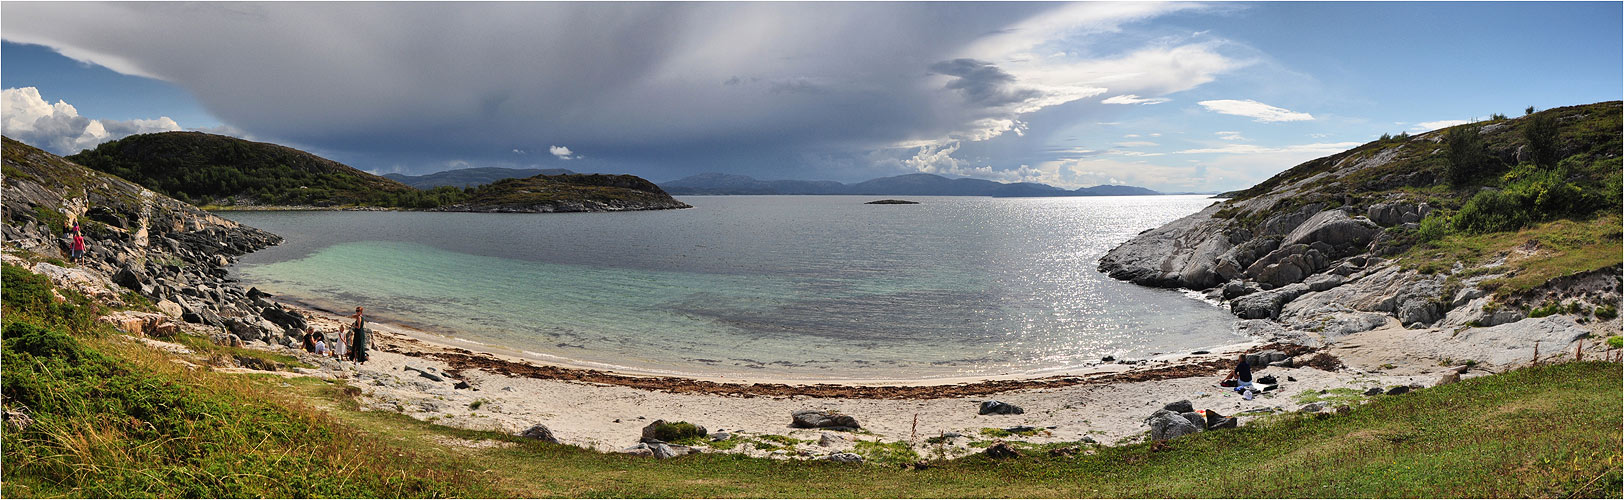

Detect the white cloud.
[
  {"left": 1176, "top": 141, "right": 1362, "bottom": 155},
  {"left": 1116, "top": 140, "right": 1158, "bottom": 147},
  {"left": 549, "top": 145, "right": 576, "bottom": 160},
  {"left": 512, "top": 148, "right": 526, "bottom": 154},
  {"left": 1411, "top": 119, "right": 1470, "bottom": 132},
  {"left": 1101, "top": 94, "right": 1171, "bottom": 105},
  {"left": 1216, "top": 130, "right": 1246, "bottom": 141},
  {"left": 1198, "top": 99, "right": 1313, "bottom": 122},
  {"left": 2, "top": 86, "right": 181, "bottom": 154}
]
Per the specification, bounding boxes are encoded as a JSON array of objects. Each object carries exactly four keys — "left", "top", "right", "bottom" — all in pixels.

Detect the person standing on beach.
[
  {"left": 69, "top": 224, "right": 86, "bottom": 264},
  {"left": 350, "top": 306, "right": 370, "bottom": 364}
]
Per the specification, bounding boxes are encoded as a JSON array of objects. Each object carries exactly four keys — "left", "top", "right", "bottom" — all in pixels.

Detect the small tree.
[
  {"left": 1525, "top": 105, "right": 1536, "bottom": 116},
  {"left": 1524, "top": 111, "right": 1560, "bottom": 167},
  {"left": 1445, "top": 124, "right": 1488, "bottom": 185}
]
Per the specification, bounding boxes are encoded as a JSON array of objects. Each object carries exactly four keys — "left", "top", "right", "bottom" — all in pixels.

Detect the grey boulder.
[
  {"left": 791, "top": 409, "right": 861, "bottom": 429},
  {"left": 519, "top": 424, "right": 560, "bottom": 443},
  {"left": 979, "top": 400, "right": 1025, "bottom": 415}
]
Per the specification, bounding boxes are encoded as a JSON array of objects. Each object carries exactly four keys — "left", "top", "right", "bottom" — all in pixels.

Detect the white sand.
[{"left": 253, "top": 306, "right": 1489, "bottom": 459}]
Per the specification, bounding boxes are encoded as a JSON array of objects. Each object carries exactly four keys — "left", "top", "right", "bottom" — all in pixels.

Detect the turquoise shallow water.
[{"left": 223, "top": 195, "right": 1243, "bottom": 380}]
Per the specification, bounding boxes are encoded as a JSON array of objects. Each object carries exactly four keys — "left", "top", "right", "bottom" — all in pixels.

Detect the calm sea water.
[{"left": 222, "top": 195, "right": 1242, "bottom": 380}]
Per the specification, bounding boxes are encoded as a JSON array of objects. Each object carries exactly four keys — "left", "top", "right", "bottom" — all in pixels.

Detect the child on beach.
[
  {"left": 332, "top": 329, "right": 348, "bottom": 360},
  {"left": 315, "top": 336, "right": 328, "bottom": 356}
]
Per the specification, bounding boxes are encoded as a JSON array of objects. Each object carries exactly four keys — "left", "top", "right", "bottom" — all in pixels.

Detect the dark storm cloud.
[
  {"left": 929, "top": 58, "right": 1040, "bottom": 108},
  {"left": 2, "top": 2, "right": 1225, "bottom": 183}
]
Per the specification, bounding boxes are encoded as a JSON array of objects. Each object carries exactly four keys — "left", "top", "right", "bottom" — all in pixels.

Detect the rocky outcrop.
[
  {"left": 1100, "top": 103, "right": 1622, "bottom": 362},
  {"left": 1367, "top": 200, "right": 1434, "bottom": 227},
  {"left": 3, "top": 136, "right": 300, "bottom": 348},
  {"left": 1098, "top": 203, "right": 1232, "bottom": 289}
]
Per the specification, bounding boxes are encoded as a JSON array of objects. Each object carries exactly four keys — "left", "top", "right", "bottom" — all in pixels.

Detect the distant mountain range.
[
  {"left": 384, "top": 167, "right": 576, "bottom": 189},
  {"left": 659, "top": 173, "right": 1162, "bottom": 197}
]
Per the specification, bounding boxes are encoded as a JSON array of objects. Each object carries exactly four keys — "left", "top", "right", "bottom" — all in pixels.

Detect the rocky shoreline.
[{"left": 1097, "top": 123, "right": 1620, "bottom": 353}]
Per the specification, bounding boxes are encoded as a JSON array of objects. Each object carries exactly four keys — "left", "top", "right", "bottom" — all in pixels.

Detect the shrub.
[
  {"left": 1445, "top": 124, "right": 1490, "bottom": 185},
  {"left": 1528, "top": 302, "right": 1564, "bottom": 318},
  {"left": 1597, "top": 306, "right": 1619, "bottom": 321},
  {"left": 646, "top": 421, "right": 707, "bottom": 443},
  {"left": 1416, "top": 212, "right": 1450, "bottom": 243},
  {"left": 1524, "top": 112, "right": 1560, "bottom": 167}
]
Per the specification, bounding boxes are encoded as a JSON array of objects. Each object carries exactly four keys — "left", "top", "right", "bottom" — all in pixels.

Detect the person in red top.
[{"left": 69, "top": 224, "right": 86, "bottom": 264}]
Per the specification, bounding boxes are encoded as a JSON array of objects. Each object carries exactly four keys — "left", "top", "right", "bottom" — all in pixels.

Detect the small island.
[{"left": 864, "top": 199, "right": 919, "bottom": 205}]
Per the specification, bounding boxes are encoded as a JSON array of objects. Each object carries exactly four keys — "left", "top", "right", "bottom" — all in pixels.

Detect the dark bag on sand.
[{"left": 1219, "top": 379, "right": 1239, "bottom": 388}]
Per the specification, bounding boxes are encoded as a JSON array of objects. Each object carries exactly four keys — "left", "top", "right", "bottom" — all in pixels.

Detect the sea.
[{"left": 221, "top": 195, "right": 1244, "bottom": 381}]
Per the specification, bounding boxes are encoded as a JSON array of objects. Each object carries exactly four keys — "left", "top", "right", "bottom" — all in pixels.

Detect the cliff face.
[
  {"left": 3, "top": 137, "right": 280, "bottom": 269},
  {"left": 3, "top": 136, "right": 309, "bottom": 345},
  {"left": 1100, "top": 102, "right": 1622, "bottom": 341}
]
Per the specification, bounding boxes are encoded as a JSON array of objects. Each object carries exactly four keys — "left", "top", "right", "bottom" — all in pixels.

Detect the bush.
[
  {"left": 1452, "top": 160, "right": 1601, "bottom": 235},
  {"left": 1416, "top": 212, "right": 1451, "bottom": 243},
  {"left": 1528, "top": 302, "right": 1564, "bottom": 318},
  {"left": 1598, "top": 307, "right": 1619, "bottom": 321},
  {"left": 1524, "top": 112, "right": 1560, "bottom": 167},
  {"left": 1445, "top": 124, "right": 1490, "bottom": 185},
  {"left": 645, "top": 421, "right": 707, "bottom": 443}
]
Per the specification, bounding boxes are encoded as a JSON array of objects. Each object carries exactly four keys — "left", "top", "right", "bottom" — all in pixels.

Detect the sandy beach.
[{"left": 253, "top": 303, "right": 1532, "bottom": 459}]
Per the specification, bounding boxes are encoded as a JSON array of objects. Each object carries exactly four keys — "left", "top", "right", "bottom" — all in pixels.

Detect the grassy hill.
[
  {"left": 59, "top": 132, "right": 686, "bottom": 212},
  {"left": 439, "top": 173, "right": 691, "bottom": 212},
  {"left": 1217, "top": 101, "right": 1620, "bottom": 301},
  {"left": 66, "top": 132, "right": 422, "bottom": 207},
  {"left": 2, "top": 259, "right": 1618, "bottom": 497}
]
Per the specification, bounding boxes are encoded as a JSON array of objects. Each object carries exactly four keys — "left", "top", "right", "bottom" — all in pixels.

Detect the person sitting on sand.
[
  {"left": 1223, "top": 354, "right": 1255, "bottom": 400},
  {"left": 69, "top": 224, "right": 86, "bottom": 264},
  {"left": 315, "top": 336, "right": 328, "bottom": 356},
  {"left": 349, "top": 306, "right": 370, "bottom": 364},
  {"left": 301, "top": 327, "right": 317, "bottom": 353}
]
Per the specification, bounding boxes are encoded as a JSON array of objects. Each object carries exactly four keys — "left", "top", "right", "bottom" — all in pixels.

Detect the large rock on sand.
[
  {"left": 519, "top": 424, "right": 560, "bottom": 443},
  {"left": 1146, "top": 409, "right": 1200, "bottom": 441},
  {"left": 790, "top": 409, "right": 861, "bottom": 429}
]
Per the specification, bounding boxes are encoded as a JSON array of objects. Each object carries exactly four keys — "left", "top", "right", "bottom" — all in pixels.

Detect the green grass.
[
  {"left": 1292, "top": 388, "right": 1370, "bottom": 407},
  {"left": 1398, "top": 213, "right": 1623, "bottom": 298},
  {"left": 4, "top": 263, "right": 1620, "bottom": 497},
  {"left": 852, "top": 439, "right": 920, "bottom": 466},
  {"left": 980, "top": 427, "right": 1043, "bottom": 438},
  {"left": 1, "top": 265, "right": 494, "bottom": 498}
]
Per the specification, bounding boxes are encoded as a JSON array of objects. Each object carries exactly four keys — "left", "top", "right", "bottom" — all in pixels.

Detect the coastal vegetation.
[{"left": 61, "top": 132, "right": 686, "bottom": 212}]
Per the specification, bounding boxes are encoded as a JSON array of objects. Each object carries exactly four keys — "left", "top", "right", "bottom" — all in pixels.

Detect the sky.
[{"left": 2, "top": 2, "right": 1619, "bottom": 192}]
